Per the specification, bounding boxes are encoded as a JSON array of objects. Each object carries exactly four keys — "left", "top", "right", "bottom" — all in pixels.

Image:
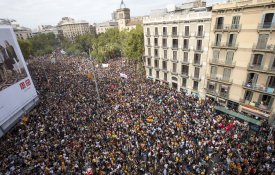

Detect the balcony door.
[
  {"left": 223, "top": 68, "right": 231, "bottom": 81},
  {"left": 215, "top": 34, "right": 222, "bottom": 46},
  {"left": 225, "top": 51, "right": 234, "bottom": 65},
  {"left": 210, "top": 66, "right": 217, "bottom": 78},
  {"left": 231, "top": 16, "right": 240, "bottom": 29},
  {"left": 262, "top": 13, "right": 274, "bottom": 28},
  {"left": 257, "top": 34, "right": 269, "bottom": 49}
]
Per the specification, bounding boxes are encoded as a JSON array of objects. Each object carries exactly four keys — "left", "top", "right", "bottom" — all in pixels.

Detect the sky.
[{"left": 0, "top": 0, "right": 223, "bottom": 30}]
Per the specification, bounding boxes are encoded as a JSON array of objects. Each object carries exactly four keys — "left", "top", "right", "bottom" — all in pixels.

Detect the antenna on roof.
[{"left": 120, "top": 0, "right": 126, "bottom": 9}]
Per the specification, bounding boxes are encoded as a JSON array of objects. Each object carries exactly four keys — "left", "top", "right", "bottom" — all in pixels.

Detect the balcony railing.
[
  {"left": 191, "top": 75, "right": 201, "bottom": 81},
  {"left": 172, "top": 32, "right": 178, "bottom": 37},
  {"left": 182, "top": 47, "right": 190, "bottom": 51},
  {"left": 194, "top": 47, "right": 203, "bottom": 53},
  {"left": 243, "top": 82, "right": 275, "bottom": 96},
  {"left": 214, "top": 24, "right": 241, "bottom": 32},
  {"left": 219, "top": 91, "right": 229, "bottom": 98},
  {"left": 247, "top": 64, "right": 265, "bottom": 72},
  {"left": 171, "top": 69, "right": 178, "bottom": 75},
  {"left": 162, "top": 32, "right": 168, "bottom": 37},
  {"left": 206, "top": 89, "right": 217, "bottom": 95},
  {"left": 181, "top": 59, "right": 189, "bottom": 65},
  {"left": 154, "top": 56, "right": 160, "bottom": 60},
  {"left": 154, "top": 44, "right": 159, "bottom": 48},
  {"left": 195, "top": 31, "right": 205, "bottom": 38},
  {"left": 193, "top": 61, "right": 202, "bottom": 67},
  {"left": 162, "top": 68, "right": 168, "bottom": 72},
  {"left": 212, "top": 42, "right": 238, "bottom": 50},
  {"left": 172, "top": 45, "right": 179, "bottom": 50},
  {"left": 171, "top": 58, "right": 178, "bottom": 63},
  {"left": 239, "top": 98, "right": 273, "bottom": 112},
  {"left": 182, "top": 32, "right": 190, "bottom": 38},
  {"left": 146, "top": 44, "right": 152, "bottom": 47},
  {"left": 154, "top": 33, "right": 159, "bottom": 37},
  {"left": 162, "top": 45, "right": 168, "bottom": 49},
  {"left": 268, "top": 66, "right": 275, "bottom": 73},
  {"left": 207, "top": 74, "right": 233, "bottom": 84},
  {"left": 146, "top": 33, "right": 151, "bottom": 37},
  {"left": 252, "top": 44, "right": 275, "bottom": 53},
  {"left": 181, "top": 72, "right": 189, "bottom": 78},
  {"left": 162, "top": 57, "right": 169, "bottom": 61},
  {"left": 258, "top": 22, "right": 275, "bottom": 30},
  {"left": 210, "top": 59, "right": 236, "bottom": 67}
]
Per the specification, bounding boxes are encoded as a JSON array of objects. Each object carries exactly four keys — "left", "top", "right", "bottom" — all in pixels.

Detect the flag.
[
  {"left": 120, "top": 73, "right": 128, "bottom": 79},
  {"left": 225, "top": 122, "right": 234, "bottom": 132}
]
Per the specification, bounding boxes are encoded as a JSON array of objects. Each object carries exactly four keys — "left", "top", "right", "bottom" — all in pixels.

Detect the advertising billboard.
[{"left": 0, "top": 26, "right": 38, "bottom": 137}]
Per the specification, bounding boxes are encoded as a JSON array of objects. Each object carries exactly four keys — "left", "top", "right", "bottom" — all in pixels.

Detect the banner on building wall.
[{"left": 0, "top": 26, "right": 38, "bottom": 137}]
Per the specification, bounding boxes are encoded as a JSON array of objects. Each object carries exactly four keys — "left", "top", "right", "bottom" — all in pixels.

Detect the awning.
[
  {"left": 240, "top": 105, "right": 269, "bottom": 118},
  {"left": 214, "top": 106, "right": 262, "bottom": 126}
]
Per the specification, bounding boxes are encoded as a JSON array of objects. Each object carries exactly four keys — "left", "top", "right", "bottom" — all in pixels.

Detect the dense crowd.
[{"left": 0, "top": 55, "right": 274, "bottom": 175}]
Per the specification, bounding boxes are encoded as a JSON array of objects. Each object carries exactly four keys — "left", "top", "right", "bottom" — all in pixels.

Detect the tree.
[
  {"left": 18, "top": 39, "right": 33, "bottom": 59},
  {"left": 123, "top": 25, "right": 144, "bottom": 70}
]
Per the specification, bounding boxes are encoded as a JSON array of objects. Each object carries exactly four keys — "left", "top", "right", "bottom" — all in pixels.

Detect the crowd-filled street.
[{"left": 0, "top": 55, "right": 274, "bottom": 175}]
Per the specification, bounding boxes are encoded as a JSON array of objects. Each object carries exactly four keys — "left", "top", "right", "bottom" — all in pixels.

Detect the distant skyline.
[{"left": 1, "top": 0, "right": 224, "bottom": 29}]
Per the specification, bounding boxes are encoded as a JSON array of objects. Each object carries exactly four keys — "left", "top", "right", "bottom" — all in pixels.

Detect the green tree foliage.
[
  {"left": 18, "top": 39, "right": 32, "bottom": 59},
  {"left": 30, "top": 33, "right": 59, "bottom": 56},
  {"left": 124, "top": 25, "right": 144, "bottom": 63}
]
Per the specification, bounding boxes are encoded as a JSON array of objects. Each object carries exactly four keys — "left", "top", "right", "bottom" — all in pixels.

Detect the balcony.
[
  {"left": 162, "top": 57, "right": 169, "bottom": 61},
  {"left": 206, "top": 89, "right": 217, "bottom": 96},
  {"left": 171, "top": 70, "right": 178, "bottom": 75},
  {"left": 162, "top": 32, "right": 168, "bottom": 37},
  {"left": 182, "top": 47, "right": 190, "bottom": 51},
  {"left": 191, "top": 75, "right": 201, "bottom": 81},
  {"left": 214, "top": 24, "right": 241, "bottom": 32},
  {"left": 193, "top": 61, "right": 202, "bottom": 67},
  {"left": 182, "top": 32, "right": 190, "bottom": 38},
  {"left": 195, "top": 32, "right": 205, "bottom": 38},
  {"left": 219, "top": 91, "right": 229, "bottom": 99},
  {"left": 162, "top": 68, "right": 169, "bottom": 73},
  {"left": 258, "top": 22, "right": 275, "bottom": 31},
  {"left": 239, "top": 98, "right": 273, "bottom": 113},
  {"left": 209, "top": 59, "right": 236, "bottom": 68},
  {"left": 146, "top": 33, "right": 151, "bottom": 37},
  {"left": 154, "top": 44, "right": 159, "bottom": 48},
  {"left": 154, "top": 33, "right": 159, "bottom": 37},
  {"left": 243, "top": 82, "right": 275, "bottom": 96},
  {"left": 247, "top": 64, "right": 266, "bottom": 72},
  {"left": 212, "top": 42, "right": 238, "bottom": 50},
  {"left": 145, "top": 64, "right": 153, "bottom": 68},
  {"left": 171, "top": 58, "right": 178, "bottom": 63},
  {"left": 146, "top": 44, "right": 152, "bottom": 47},
  {"left": 181, "top": 59, "right": 189, "bottom": 65},
  {"left": 194, "top": 47, "right": 204, "bottom": 53},
  {"left": 171, "top": 32, "right": 178, "bottom": 37},
  {"left": 252, "top": 44, "right": 275, "bottom": 53},
  {"left": 207, "top": 74, "right": 233, "bottom": 84},
  {"left": 162, "top": 45, "right": 168, "bottom": 49},
  {"left": 171, "top": 45, "right": 179, "bottom": 50},
  {"left": 268, "top": 67, "right": 275, "bottom": 74},
  {"left": 154, "top": 66, "right": 160, "bottom": 71},
  {"left": 154, "top": 55, "right": 160, "bottom": 60},
  {"left": 180, "top": 72, "right": 189, "bottom": 78}
]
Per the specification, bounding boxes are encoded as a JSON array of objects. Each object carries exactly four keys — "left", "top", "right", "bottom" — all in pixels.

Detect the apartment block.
[
  {"left": 143, "top": 0, "right": 211, "bottom": 98},
  {"left": 206, "top": 0, "right": 275, "bottom": 122}
]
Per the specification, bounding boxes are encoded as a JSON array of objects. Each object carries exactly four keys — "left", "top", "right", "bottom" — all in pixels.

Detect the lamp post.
[{"left": 89, "top": 49, "right": 101, "bottom": 102}]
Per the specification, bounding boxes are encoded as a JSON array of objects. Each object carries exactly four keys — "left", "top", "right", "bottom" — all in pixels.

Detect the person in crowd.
[{"left": 0, "top": 52, "right": 274, "bottom": 175}]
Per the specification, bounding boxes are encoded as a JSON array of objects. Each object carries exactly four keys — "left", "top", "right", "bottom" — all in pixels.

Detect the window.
[
  {"left": 184, "top": 26, "right": 189, "bottom": 36},
  {"left": 163, "top": 27, "right": 167, "bottom": 36},
  {"left": 155, "top": 27, "right": 158, "bottom": 36},
  {"left": 220, "top": 85, "right": 229, "bottom": 96},
  {"left": 172, "top": 77, "right": 177, "bottom": 81},
  {"left": 194, "top": 54, "right": 201, "bottom": 65},
  {"left": 210, "top": 66, "right": 217, "bottom": 77},
  {"left": 172, "top": 39, "right": 178, "bottom": 48},
  {"left": 147, "top": 58, "right": 151, "bottom": 66},
  {"left": 154, "top": 38, "right": 158, "bottom": 46},
  {"left": 213, "top": 50, "right": 220, "bottom": 60},
  {"left": 162, "top": 61, "right": 167, "bottom": 70},
  {"left": 194, "top": 67, "right": 200, "bottom": 78},
  {"left": 148, "top": 48, "right": 151, "bottom": 56},
  {"left": 259, "top": 94, "right": 274, "bottom": 109},
  {"left": 197, "top": 25, "right": 203, "bottom": 36},
  {"left": 147, "top": 38, "right": 150, "bottom": 46},
  {"left": 164, "top": 73, "right": 167, "bottom": 81},
  {"left": 193, "top": 81, "right": 199, "bottom": 90},
  {"left": 183, "top": 39, "right": 189, "bottom": 49},
  {"left": 147, "top": 28, "right": 150, "bottom": 35},
  {"left": 223, "top": 68, "right": 231, "bottom": 81},
  {"left": 215, "top": 34, "right": 222, "bottom": 46},
  {"left": 251, "top": 54, "right": 263, "bottom": 66},
  {"left": 173, "top": 63, "right": 177, "bottom": 72},
  {"left": 226, "top": 51, "right": 234, "bottom": 65},
  {"left": 164, "top": 50, "right": 167, "bottom": 59},
  {"left": 172, "top": 27, "right": 177, "bottom": 36},
  {"left": 244, "top": 91, "right": 253, "bottom": 101},
  {"left": 271, "top": 58, "right": 275, "bottom": 69},
  {"left": 162, "top": 38, "right": 167, "bottom": 47},
  {"left": 182, "top": 78, "right": 187, "bottom": 87},
  {"left": 156, "top": 71, "right": 159, "bottom": 78},
  {"left": 154, "top": 60, "right": 159, "bottom": 68},
  {"left": 208, "top": 82, "right": 215, "bottom": 91},
  {"left": 183, "top": 52, "right": 188, "bottom": 62},
  {"left": 267, "top": 76, "right": 275, "bottom": 88},
  {"left": 173, "top": 51, "right": 177, "bottom": 60},
  {"left": 246, "top": 73, "right": 258, "bottom": 86},
  {"left": 181, "top": 65, "right": 189, "bottom": 75},
  {"left": 262, "top": 13, "right": 274, "bottom": 28},
  {"left": 215, "top": 17, "right": 224, "bottom": 29},
  {"left": 231, "top": 16, "right": 240, "bottom": 29},
  {"left": 154, "top": 49, "right": 158, "bottom": 57},
  {"left": 149, "top": 69, "right": 152, "bottom": 76},
  {"left": 196, "top": 40, "right": 202, "bottom": 51},
  {"left": 257, "top": 34, "right": 269, "bottom": 49},
  {"left": 227, "top": 34, "right": 237, "bottom": 47}
]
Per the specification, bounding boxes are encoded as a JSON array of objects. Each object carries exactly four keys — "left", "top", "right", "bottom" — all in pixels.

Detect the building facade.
[
  {"left": 206, "top": 0, "right": 275, "bottom": 122},
  {"left": 57, "top": 17, "right": 90, "bottom": 39},
  {"left": 143, "top": 1, "right": 211, "bottom": 98},
  {"left": 0, "top": 19, "right": 33, "bottom": 40},
  {"left": 95, "top": 21, "right": 118, "bottom": 34}
]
